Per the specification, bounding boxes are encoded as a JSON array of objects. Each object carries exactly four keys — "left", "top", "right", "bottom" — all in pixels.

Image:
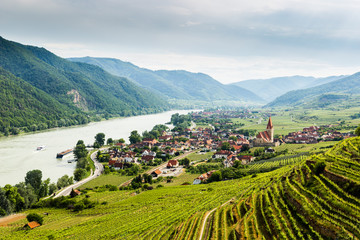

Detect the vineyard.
[
  {"left": 1, "top": 137, "right": 360, "bottom": 239},
  {"left": 174, "top": 137, "right": 360, "bottom": 239}
]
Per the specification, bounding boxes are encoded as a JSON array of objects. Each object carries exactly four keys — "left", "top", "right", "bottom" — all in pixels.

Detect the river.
[{"left": 0, "top": 110, "right": 194, "bottom": 186}]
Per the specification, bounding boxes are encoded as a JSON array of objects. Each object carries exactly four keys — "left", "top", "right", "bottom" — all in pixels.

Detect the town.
[{"left": 95, "top": 110, "right": 356, "bottom": 186}]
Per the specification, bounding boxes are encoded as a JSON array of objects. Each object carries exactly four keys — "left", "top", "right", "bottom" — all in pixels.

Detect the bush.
[
  {"left": 26, "top": 213, "right": 44, "bottom": 225},
  {"left": 314, "top": 161, "right": 326, "bottom": 175}
]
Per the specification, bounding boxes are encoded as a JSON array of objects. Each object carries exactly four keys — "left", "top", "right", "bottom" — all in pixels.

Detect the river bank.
[{"left": 0, "top": 110, "right": 196, "bottom": 186}]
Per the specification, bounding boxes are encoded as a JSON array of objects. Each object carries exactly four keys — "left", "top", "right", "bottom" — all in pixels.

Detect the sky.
[{"left": 1, "top": 0, "right": 360, "bottom": 84}]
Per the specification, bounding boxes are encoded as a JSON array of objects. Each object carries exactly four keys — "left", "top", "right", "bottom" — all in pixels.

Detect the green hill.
[
  {"left": 1, "top": 137, "right": 359, "bottom": 239},
  {"left": 267, "top": 72, "right": 360, "bottom": 108},
  {"left": 0, "top": 67, "right": 84, "bottom": 134},
  {"left": 231, "top": 75, "right": 344, "bottom": 102},
  {"left": 68, "top": 57, "right": 265, "bottom": 103},
  {"left": 0, "top": 37, "right": 169, "bottom": 135}
]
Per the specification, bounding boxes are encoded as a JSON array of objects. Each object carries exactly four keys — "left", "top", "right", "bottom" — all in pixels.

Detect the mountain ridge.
[
  {"left": 230, "top": 75, "right": 345, "bottom": 102},
  {"left": 266, "top": 72, "right": 360, "bottom": 107},
  {"left": 68, "top": 57, "right": 265, "bottom": 103}
]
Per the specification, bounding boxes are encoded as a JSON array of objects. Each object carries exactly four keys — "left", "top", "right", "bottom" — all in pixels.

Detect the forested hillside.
[
  {"left": 0, "top": 67, "right": 84, "bottom": 135},
  {"left": 267, "top": 72, "right": 360, "bottom": 107},
  {"left": 0, "top": 37, "right": 169, "bottom": 135},
  {"left": 68, "top": 57, "right": 264, "bottom": 103},
  {"left": 1, "top": 137, "right": 359, "bottom": 239}
]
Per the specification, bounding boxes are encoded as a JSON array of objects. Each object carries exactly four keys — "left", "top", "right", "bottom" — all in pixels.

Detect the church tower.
[{"left": 266, "top": 117, "right": 274, "bottom": 142}]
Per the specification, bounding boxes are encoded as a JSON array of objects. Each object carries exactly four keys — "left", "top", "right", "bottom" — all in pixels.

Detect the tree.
[
  {"left": 3, "top": 184, "right": 25, "bottom": 212},
  {"left": 26, "top": 213, "right": 43, "bottom": 225},
  {"left": 25, "top": 170, "right": 42, "bottom": 193},
  {"left": 106, "top": 138, "right": 114, "bottom": 145},
  {"left": 129, "top": 130, "right": 142, "bottom": 144},
  {"left": 57, "top": 175, "right": 74, "bottom": 189},
  {"left": 74, "top": 140, "right": 87, "bottom": 160},
  {"left": 95, "top": 133, "right": 105, "bottom": 146},
  {"left": 15, "top": 183, "right": 37, "bottom": 209},
  {"left": 48, "top": 183, "right": 57, "bottom": 195},
  {"left": 241, "top": 144, "right": 250, "bottom": 152},
  {"left": 0, "top": 188, "right": 13, "bottom": 214},
  {"left": 355, "top": 124, "right": 360, "bottom": 136},
  {"left": 118, "top": 138, "right": 125, "bottom": 143},
  {"left": 221, "top": 142, "right": 231, "bottom": 151},
  {"left": 207, "top": 171, "right": 222, "bottom": 183},
  {"left": 74, "top": 168, "right": 87, "bottom": 181}
]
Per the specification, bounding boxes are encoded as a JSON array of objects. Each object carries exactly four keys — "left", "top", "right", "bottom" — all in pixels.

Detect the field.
[
  {"left": 79, "top": 174, "right": 133, "bottom": 190},
  {"left": 232, "top": 106, "right": 360, "bottom": 136}
]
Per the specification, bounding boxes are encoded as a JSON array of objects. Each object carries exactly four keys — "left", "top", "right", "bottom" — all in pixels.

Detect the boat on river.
[
  {"left": 56, "top": 149, "right": 73, "bottom": 158},
  {"left": 36, "top": 145, "right": 46, "bottom": 151}
]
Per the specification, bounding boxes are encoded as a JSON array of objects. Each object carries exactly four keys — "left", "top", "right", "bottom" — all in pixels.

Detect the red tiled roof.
[
  {"left": 27, "top": 221, "right": 40, "bottom": 229},
  {"left": 257, "top": 131, "right": 271, "bottom": 142},
  {"left": 142, "top": 155, "right": 154, "bottom": 161}
]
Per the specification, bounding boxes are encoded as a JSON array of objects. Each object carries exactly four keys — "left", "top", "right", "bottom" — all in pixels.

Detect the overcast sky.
[{"left": 1, "top": 0, "right": 360, "bottom": 83}]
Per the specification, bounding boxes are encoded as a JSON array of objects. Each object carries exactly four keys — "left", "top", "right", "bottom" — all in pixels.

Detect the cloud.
[{"left": 1, "top": 0, "right": 360, "bottom": 82}]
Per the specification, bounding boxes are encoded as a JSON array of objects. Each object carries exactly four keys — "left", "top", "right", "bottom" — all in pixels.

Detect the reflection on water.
[{"left": 0, "top": 110, "right": 193, "bottom": 186}]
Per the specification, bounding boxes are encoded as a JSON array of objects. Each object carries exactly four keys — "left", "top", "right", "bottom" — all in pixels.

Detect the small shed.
[
  {"left": 151, "top": 169, "right": 162, "bottom": 178},
  {"left": 24, "top": 221, "right": 40, "bottom": 229}
]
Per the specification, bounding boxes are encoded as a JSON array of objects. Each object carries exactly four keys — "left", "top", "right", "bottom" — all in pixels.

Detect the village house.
[
  {"left": 151, "top": 169, "right": 162, "bottom": 178},
  {"left": 141, "top": 150, "right": 156, "bottom": 157},
  {"left": 238, "top": 155, "right": 256, "bottom": 165},
  {"left": 213, "top": 150, "right": 233, "bottom": 159},
  {"left": 141, "top": 155, "right": 154, "bottom": 164},
  {"left": 167, "top": 159, "right": 179, "bottom": 168},
  {"left": 193, "top": 170, "right": 216, "bottom": 184}
]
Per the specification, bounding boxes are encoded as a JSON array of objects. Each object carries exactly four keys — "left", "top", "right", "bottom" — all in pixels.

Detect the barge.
[{"left": 56, "top": 149, "right": 73, "bottom": 158}]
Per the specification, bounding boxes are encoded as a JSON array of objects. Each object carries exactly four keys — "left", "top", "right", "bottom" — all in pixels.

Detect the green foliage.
[
  {"left": 129, "top": 130, "right": 142, "bottom": 144},
  {"left": 314, "top": 161, "right": 326, "bottom": 175},
  {"left": 56, "top": 175, "right": 74, "bottom": 189},
  {"left": 25, "top": 170, "right": 42, "bottom": 193},
  {"left": 355, "top": 124, "right": 360, "bottom": 136},
  {"left": 26, "top": 213, "right": 43, "bottom": 225},
  {"left": 94, "top": 133, "right": 105, "bottom": 147},
  {"left": 74, "top": 169, "right": 87, "bottom": 181}
]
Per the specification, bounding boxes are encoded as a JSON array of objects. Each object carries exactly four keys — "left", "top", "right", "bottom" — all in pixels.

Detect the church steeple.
[
  {"left": 266, "top": 116, "right": 273, "bottom": 130},
  {"left": 266, "top": 116, "right": 274, "bottom": 142}
]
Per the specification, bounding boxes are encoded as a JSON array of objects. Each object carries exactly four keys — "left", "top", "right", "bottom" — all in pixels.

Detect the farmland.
[{"left": 0, "top": 130, "right": 360, "bottom": 239}]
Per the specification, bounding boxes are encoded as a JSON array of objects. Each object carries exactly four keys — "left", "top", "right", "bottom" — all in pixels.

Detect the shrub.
[
  {"left": 314, "top": 161, "right": 326, "bottom": 175},
  {"left": 26, "top": 213, "right": 44, "bottom": 225}
]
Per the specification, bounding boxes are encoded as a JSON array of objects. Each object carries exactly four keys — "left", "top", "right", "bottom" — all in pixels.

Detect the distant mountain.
[
  {"left": 266, "top": 72, "right": 360, "bottom": 107},
  {"left": 68, "top": 57, "right": 264, "bottom": 103},
  {"left": 230, "top": 75, "right": 345, "bottom": 102},
  {"left": 0, "top": 36, "right": 169, "bottom": 135}
]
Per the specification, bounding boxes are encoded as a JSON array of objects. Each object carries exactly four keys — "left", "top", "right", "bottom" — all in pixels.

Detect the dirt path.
[
  {"left": 198, "top": 198, "right": 234, "bottom": 240},
  {"left": 0, "top": 214, "right": 26, "bottom": 226}
]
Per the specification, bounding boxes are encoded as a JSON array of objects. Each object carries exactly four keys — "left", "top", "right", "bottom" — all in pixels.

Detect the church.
[{"left": 252, "top": 117, "right": 280, "bottom": 147}]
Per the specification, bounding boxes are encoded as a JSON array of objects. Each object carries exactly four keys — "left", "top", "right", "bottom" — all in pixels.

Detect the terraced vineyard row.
[{"left": 186, "top": 137, "right": 360, "bottom": 239}]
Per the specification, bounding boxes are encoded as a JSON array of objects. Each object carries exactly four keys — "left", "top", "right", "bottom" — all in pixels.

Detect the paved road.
[{"left": 54, "top": 149, "right": 104, "bottom": 198}]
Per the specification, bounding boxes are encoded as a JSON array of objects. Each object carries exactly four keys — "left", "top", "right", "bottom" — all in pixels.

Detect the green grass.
[
  {"left": 184, "top": 151, "right": 213, "bottom": 162},
  {"left": 274, "top": 141, "right": 337, "bottom": 154},
  {"left": 79, "top": 174, "right": 133, "bottom": 190},
  {"left": 164, "top": 172, "right": 200, "bottom": 187}
]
